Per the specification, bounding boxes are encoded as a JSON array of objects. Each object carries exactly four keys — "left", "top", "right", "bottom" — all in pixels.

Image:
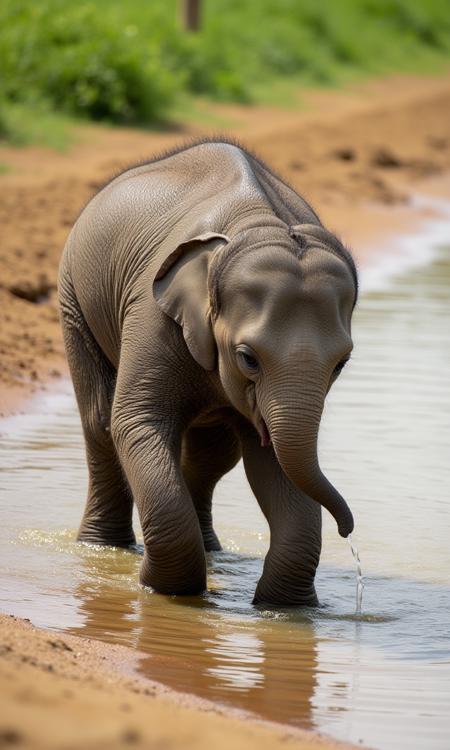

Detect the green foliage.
[
  {"left": 0, "top": 1, "right": 178, "bottom": 124},
  {"left": 0, "top": 99, "right": 73, "bottom": 149},
  {"left": 1, "top": 0, "right": 449, "bottom": 138}
]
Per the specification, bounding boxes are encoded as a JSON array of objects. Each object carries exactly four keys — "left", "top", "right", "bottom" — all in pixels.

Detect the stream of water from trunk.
[{"left": 348, "top": 534, "right": 364, "bottom": 616}]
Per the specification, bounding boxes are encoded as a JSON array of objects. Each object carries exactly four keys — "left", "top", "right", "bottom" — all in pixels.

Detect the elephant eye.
[{"left": 236, "top": 346, "right": 259, "bottom": 375}]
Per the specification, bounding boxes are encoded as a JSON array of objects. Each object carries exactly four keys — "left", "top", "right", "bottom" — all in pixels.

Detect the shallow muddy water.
[{"left": 1, "top": 232, "right": 450, "bottom": 749}]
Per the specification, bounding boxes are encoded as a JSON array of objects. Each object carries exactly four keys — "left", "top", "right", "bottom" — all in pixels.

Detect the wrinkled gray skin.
[{"left": 59, "top": 141, "right": 357, "bottom": 606}]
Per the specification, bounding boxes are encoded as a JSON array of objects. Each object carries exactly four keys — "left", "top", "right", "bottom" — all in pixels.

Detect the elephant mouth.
[
  {"left": 245, "top": 384, "right": 271, "bottom": 447},
  {"left": 256, "top": 415, "right": 271, "bottom": 447}
]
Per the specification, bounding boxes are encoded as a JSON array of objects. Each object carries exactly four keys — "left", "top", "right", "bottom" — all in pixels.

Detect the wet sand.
[
  {"left": 1, "top": 73, "right": 450, "bottom": 749},
  {"left": 0, "top": 615, "right": 351, "bottom": 750}
]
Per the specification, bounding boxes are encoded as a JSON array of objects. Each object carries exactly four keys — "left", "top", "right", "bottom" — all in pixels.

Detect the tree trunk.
[{"left": 181, "top": 0, "right": 201, "bottom": 31}]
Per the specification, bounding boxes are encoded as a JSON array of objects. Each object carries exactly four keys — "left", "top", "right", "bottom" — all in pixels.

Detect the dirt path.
[{"left": 1, "top": 73, "right": 450, "bottom": 413}]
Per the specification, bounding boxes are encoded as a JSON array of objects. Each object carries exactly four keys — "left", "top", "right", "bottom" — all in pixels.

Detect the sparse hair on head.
[{"left": 289, "top": 224, "right": 358, "bottom": 306}]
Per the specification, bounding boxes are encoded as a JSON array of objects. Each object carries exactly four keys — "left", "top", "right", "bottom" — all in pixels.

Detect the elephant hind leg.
[
  {"left": 181, "top": 422, "right": 242, "bottom": 551},
  {"left": 59, "top": 275, "right": 135, "bottom": 548}
]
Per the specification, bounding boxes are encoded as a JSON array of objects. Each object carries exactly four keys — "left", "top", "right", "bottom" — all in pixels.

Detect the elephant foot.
[
  {"left": 201, "top": 527, "right": 222, "bottom": 552},
  {"left": 139, "top": 544, "right": 207, "bottom": 596},
  {"left": 77, "top": 524, "right": 136, "bottom": 549},
  {"left": 253, "top": 578, "right": 319, "bottom": 608},
  {"left": 253, "top": 591, "right": 319, "bottom": 608}
]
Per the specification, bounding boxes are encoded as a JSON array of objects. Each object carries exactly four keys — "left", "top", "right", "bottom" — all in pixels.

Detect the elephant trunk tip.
[{"left": 337, "top": 506, "right": 354, "bottom": 538}]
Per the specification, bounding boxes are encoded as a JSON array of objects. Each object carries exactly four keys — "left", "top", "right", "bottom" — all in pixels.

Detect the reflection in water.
[
  {"left": 1, "top": 242, "right": 450, "bottom": 749},
  {"left": 67, "top": 549, "right": 318, "bottom": 727}
]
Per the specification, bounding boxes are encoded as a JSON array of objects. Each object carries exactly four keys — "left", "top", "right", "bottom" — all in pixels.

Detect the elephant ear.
[{"left": 153, "top": 232, "right": 230, "bottom": 371}]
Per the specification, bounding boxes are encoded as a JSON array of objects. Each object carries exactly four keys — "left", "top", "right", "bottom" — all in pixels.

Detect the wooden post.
[{"left": 181, "top": 0, "right": 201, "bottom": 31}]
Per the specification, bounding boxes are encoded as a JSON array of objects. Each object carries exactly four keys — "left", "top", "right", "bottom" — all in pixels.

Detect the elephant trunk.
[{"left": 260, "top": 379, "right": 354, "bottom": 538}]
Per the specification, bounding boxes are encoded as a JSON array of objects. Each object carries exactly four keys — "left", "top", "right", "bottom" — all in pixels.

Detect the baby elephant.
[{"left": 59, "top": 140, "right": 357, "bottom": 606}]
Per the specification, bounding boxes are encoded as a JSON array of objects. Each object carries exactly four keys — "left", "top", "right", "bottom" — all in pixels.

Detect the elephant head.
[{"left": 153, "top": 221, "right": 357, "bottom": 539}]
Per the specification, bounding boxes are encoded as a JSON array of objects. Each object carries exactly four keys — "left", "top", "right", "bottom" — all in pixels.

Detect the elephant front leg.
[
  {"left": 111, "top": 407, "right": 206, "bottom": 595},
  {"left": 181, "top": 422, "right": 241, "bottom": 551},
  {"left": 239, "top": 423, "right": 321, "bottom": 607}
]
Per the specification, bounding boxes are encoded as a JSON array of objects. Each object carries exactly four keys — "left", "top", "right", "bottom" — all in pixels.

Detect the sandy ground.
[
  {"left": 1, "top": 73, "right": 450, "bottom": 749},
  {"left": 0, "top": 615, "right": 351, "bottom": 750},
  {"left": 1, "top": 73, "right": 450, "bottom": 413}
]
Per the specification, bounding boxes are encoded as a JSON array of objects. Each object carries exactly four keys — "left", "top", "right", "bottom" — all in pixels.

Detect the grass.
[
  {"left": 0, "top": 101, "right": 74, "bottom": 150},
  {"left": 1, "top": 0, "right": 450, "bottom": 145}
]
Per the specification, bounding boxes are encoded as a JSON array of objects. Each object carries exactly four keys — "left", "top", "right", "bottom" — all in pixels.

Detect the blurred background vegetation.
[{"left": 1, "top": 0, "right": 450, "bottom": 146}]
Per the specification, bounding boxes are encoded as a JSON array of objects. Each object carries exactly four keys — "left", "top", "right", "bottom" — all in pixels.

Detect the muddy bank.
[
  {"left": 1, "top": 73, "right": 450, "bottom": 413},
  {"left": 0, "top": 615, "right": 354, "bottom": 750}
]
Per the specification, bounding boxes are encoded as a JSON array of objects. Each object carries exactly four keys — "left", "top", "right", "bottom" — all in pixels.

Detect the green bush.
[
  {"left": 0, "top": 2, "right": 178, "bottom": 123},
  {"left": 0, "top": 0, "right": 449, "bottom": 135}
]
